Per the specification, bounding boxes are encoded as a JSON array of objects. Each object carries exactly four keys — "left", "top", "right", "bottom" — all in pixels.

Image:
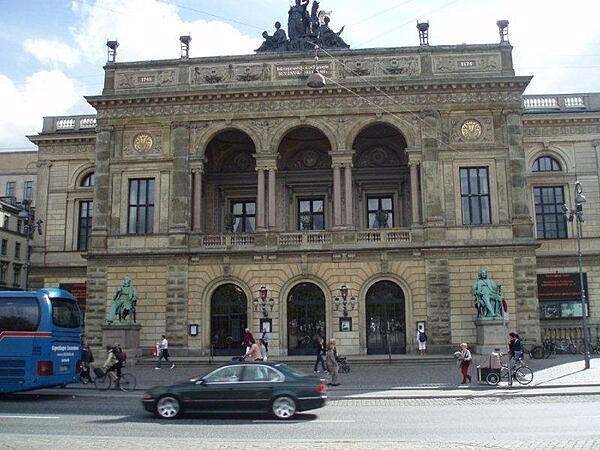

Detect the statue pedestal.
[
  {"left": 474, "top": 319, "right": 508, "bottom": 355},
  {"left": 101, "top": 323, "right": 142, "bottom": 365}
]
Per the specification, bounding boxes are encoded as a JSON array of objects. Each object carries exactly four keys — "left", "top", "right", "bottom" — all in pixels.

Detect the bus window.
[
  {"left": 51, "top": 298, "right": 80, "bottom": 328},
  {"left": 0, "top": 297, "right": 40, "bottom": 332}
]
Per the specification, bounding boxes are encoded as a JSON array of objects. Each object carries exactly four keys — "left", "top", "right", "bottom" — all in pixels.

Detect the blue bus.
[{"left": 0, "top": 288, "right": 82, "bottom": 393}]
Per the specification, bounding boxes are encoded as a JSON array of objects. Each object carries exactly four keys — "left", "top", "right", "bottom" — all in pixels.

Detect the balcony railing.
[
  {"left": 523, "top": 94, "right": 588, "bottom": 111},
  {"left": 197, "top": 228, "right": 411, "bottom": 251},
  {"left": 42, "top": 115, "right": 97, "bottom": 133}
]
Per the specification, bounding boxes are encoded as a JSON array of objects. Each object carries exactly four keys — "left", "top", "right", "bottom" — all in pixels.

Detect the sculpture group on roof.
[{"left": 256, "top": 0, "right": 349, "bottom": 53}]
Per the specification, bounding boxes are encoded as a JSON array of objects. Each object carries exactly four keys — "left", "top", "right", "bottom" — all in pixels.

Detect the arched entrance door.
[
  {"left": 365, "top": 281, "right": 406, "bottom": 354},
  {"left": 210, "top": 284, "right": 247, "bottom": 356},
  {"left": 287, "top": 282, "right": 326, "bottom": 355}
]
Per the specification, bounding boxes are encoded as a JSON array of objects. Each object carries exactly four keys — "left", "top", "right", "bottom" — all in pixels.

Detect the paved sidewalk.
[{"left": 60, "top": 354, "right": 600, "bottom": 399}]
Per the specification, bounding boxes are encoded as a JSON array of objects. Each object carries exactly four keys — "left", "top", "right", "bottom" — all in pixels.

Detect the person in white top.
[
  {"left": 155, "top": 335, "right": 175, "bottom": 369},
  {"left": 417, "top": 329, "right": 427, "bottom": 356}
]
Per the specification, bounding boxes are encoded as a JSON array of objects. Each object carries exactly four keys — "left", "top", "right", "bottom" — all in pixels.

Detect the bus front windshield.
[{"left": 51, "top": 298, "right": 80, "bottom": 328}]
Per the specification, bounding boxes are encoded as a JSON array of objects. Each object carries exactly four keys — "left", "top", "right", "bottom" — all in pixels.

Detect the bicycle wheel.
[
  {"left": 118, "top": 373, "right": 137, "bottom": 392},
  {"left": 530, "top": 345, "right": 544, "bottom": 359},
  {"left": 514, "top": 366, "right": 533, "bottom": 385},
  {"left": 94, "top": 373, "right": 112, "bottom": 391}
]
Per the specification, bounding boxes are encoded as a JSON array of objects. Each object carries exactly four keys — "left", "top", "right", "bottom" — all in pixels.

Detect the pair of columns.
[{"left": 191, "top": 159, "right": 422, "bottom": 232}]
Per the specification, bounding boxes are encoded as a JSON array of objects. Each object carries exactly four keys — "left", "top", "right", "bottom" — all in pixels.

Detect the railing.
[
  {"left": 44, "top": 115, "right": 97, "bottom": 133},
  {"left": 542, "top": 326, "right": 587, "bottom": 342},
  {"left": 201, "top": 233, "right": 255, "bottom": 248},
  {"left": 278, "top": 231, "right": 333, "bottom": 247},
  {"left": 356, "top": 229, "right": 411, "bottom": 244},
  {"left": 523, "top": 95, "right": 587, "bottom": 111}
]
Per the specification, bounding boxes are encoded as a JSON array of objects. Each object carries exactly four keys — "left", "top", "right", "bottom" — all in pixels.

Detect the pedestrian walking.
[
  {"left": 242, "top": 328, "right": 254, "bottom": 354},
  {"left": 80, "top": 339, "right": 94, "bottom": 383},
  {"left": 454, "top": 342, "right": 472, "bottom": 384},
  {"left": 258, "top": 338, "right": 268, "bottom": 361},
  {"left": 313, "top": 336, "right": 326, "bottom": 373},
  {"left": 261, "top": 327, "right": 269, "bottom": 357},
  {"left": 417, "top": 328, "right": 428, "bottom": 356},
  {"left": 156, "top": 334, "right": 175, "bottom": 369},
  {"left": 325, "top": 340, "right": 340, "bottom": 386}
]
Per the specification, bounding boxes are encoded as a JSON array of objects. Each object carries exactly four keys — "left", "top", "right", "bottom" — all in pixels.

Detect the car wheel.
[
  {"left": 156, "top": 395, "right": 181, "bottom": 419},
  {"left": 271, "top": 395, "right": 297, "bottom": 419}
]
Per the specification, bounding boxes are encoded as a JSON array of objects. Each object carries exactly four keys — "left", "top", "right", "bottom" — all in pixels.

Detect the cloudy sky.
[{"left": 1, "top": 0, "right": 599, "bottom": 152}]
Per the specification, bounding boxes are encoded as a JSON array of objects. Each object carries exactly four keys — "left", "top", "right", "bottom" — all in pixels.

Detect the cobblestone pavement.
[{"left": 5, "top": 437, "right": 600, "bottom": 450}]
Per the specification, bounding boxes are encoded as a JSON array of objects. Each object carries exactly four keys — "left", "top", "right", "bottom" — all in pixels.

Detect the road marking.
[
  {"left": 252, "top": 419, "right": 355, "bottom": 423},
  {"left": 0, "top": 415, "right": 60, "bottom": 419}
]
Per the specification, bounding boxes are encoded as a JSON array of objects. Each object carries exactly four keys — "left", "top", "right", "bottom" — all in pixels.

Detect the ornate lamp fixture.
[
  {"left": 253, "top": 285, "right": 275, "bottom": 317},
  {"left": 180, "top": 35, "right": 191, "bottom": 59},
  {"left": 496, "top": 20, "right": 509, "bottom": 44},
  {"left": 307, "top": 44, "right": 326, "bottom": 89},
  {"left": 333, "top": 284, "right": 356, "bottom": 317}
]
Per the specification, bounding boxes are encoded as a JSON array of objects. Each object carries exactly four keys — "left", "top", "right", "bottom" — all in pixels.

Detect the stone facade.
[{"left": 10, "top": 42, "right": 598, "bottom": 357}]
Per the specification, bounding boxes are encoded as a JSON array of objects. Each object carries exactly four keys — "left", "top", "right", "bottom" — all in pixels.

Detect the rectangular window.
[
  {"left": 367, "top": 196, "right": 394, "bottom": 229},
  {"left": 460, "top": 167, "right": 491, "bottom": 225},
  {"left": 78, "top": 201, "right": 93, "bottom": 250},
  {"left": 534, "top": 186, "right": 567, "bottom": 239},
  {"left": 15, "top": 242, "right": 21, "bottom": 259},
  {"left": 231, "top": 200, "right": 256, "bottom": 233},
  {"left": 5, "top": 181, "right": 15, "bottom": 198},
  {"left": 0, "top": 263, "right": 7, "bottom": 285},
  {"left": 24, "top": 181, "right": 33, "bottom": 201},
  {"left": 1, "top": 239, "right": 7, "bottom": 256},
  {"left": 127, "top": 179, "right": 155, "bottom": 234},
  {"left": 298, "top": 198, "right": 325, "bottom": 231},
  {"left": 16, "top": 220, "right": 22, "bottom": 234},
  {"left": 12, "top": 265, "right": 21, "bottom": 287},
  {"left": 2, "top": 215, "right": 8, "bottom": 229}
]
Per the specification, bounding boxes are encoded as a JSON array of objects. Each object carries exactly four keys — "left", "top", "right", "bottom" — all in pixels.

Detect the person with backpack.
[
  {"left": 417, "top": 328, "right": 428, "bottom": 356},
  {"left": 155, "top": 334, "right": 175, "bottom": 369},
  {"left": 102, "top": 342, "right": 124, "bottom": 381}
]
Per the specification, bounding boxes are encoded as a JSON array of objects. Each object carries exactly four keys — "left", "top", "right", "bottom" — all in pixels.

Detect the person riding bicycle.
[
  {"left": 102, "top": 343, "right": 124, "bottom": 380},
  {"left": 508, "top": 332, "right": 524, "bottom": 365}
]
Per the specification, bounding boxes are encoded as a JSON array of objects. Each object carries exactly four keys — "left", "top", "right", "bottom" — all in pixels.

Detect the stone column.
[
  {"left": 90, "top": 126, "right": 113, "bottom": 250},
  {"left": 191, "top": 163, "right": 204, "bottom": 232},
  {"left": 333, "top": 163, "right": 342, "bottom": 227},
  {"left": 256, "top": 166, "right": 265, "bottom": 230},
  {"left": 344, "top": 164, "right": 353, "bottom": 226},
  {"left": 169, "top": 123, "right": 190, "bottom": 234},
  {"left": 410, "top": 162, "right": 421, "bottom": 225},
  {"left": 268, "top": 166, "right": 277, "bottom": 229},
  {"left": 593, "top": 140, "right": 600, "bottom": 185},
  {"left": 506, "top": 110, "right": 534, "bottom": 238}
]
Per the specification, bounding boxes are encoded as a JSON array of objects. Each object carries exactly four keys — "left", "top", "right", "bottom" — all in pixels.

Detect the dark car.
[{"left": 142, "top": 361, "right": 327, "bottom": 419}]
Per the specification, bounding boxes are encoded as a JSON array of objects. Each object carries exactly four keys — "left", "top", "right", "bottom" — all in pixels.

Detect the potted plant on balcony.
[
  {"left": 223, "top": 212, "right": 235, "bottom": 233},
  {"left": 299, "top": 211, "right": 313, "bottom": 230},
  {"left": 375, "top": 209, "right": 389, "bottom": 228}
]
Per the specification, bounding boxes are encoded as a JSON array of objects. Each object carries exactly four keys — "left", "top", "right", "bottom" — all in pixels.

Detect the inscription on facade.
[{"left": 276, "top": 63, "right": 331, "bottom": 79}]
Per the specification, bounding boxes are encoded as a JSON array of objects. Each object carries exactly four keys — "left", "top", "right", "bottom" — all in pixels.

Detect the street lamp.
[
  {"left": 17, "top": 199, "right": 43, "bottom": 291},
  {"left": 562, "top": 181, "right": 591, "bottom": 369},
  {"left": 253, "top": 285, "right": 274, "bottom": 317},
  {"left": 333, "top": 284, "right": 356, "bottom": 317}
]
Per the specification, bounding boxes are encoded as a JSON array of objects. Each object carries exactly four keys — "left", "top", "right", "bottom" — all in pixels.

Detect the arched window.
[
  {"left": 532, "top": 156, "right": 561, "bottom": 172},
  {"left": 80, "top": 172, "right": 95, "bottom": 187}
]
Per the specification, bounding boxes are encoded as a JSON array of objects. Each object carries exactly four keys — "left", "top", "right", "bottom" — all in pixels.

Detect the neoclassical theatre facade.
[{"left": 23, "top": 36, "right": 600, "bottom": 357}]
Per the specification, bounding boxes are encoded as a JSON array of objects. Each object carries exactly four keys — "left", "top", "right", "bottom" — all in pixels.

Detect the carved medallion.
[
  {"left": 461, "top": 119, "right": 482, "bottom": 140},
  {"left": 133, "top": 133, "right": 154, "bottom": 152}
]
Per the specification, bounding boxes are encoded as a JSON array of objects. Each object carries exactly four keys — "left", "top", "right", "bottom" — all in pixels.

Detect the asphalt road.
[{"left": 2, "top": 391, "right": 600, "bottom": 449}]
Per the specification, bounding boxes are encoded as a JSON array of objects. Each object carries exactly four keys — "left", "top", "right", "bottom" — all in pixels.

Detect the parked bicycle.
[
  {"left": 553, "top": 339, "right": 578, "bottom": 355},
  {"left": 92, "top": 366, "right": 137, "bottom": 392},
  {"left": 485, "top": 355, "right": 533, "bottom": 386},
  {"left": 529, "top": 338, "right": 557, "bottom": 359}
]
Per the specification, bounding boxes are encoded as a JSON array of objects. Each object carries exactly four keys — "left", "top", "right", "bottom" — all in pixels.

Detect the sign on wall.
[{"left": 537, "top": 273, "right": 588, "bottom": 320}]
